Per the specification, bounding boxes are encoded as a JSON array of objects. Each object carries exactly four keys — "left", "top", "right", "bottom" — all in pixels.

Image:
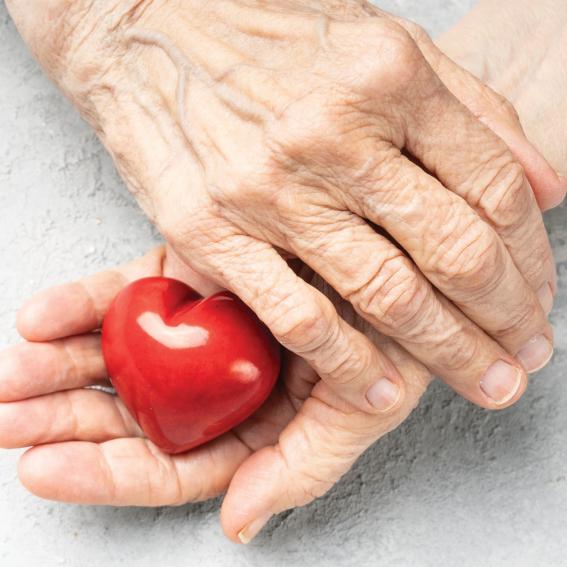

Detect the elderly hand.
[{"left": 6, "top": 0, "right": 565, "bottom": 415}]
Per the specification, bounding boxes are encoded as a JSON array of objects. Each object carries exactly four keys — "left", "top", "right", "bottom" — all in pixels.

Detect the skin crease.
[
  {"left": 4, "top": 0, "right": 564, "bottom": 416},
  {"left": 0, "top": 0, "right": 566, "bottom": 543}
]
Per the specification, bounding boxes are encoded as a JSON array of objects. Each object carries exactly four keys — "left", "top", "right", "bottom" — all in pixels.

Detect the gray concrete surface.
[{"left": 1, "top": 1, "right": 567, "bottom": 566}]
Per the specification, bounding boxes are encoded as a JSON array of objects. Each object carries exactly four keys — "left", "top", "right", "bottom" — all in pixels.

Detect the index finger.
[{"left": 16, "top": 248, "right": 165, "bottom": 342}]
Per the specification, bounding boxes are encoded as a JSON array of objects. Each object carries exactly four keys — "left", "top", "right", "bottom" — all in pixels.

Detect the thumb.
[{"left": 220, "top": 373, "right": 430, "bottom": 544}]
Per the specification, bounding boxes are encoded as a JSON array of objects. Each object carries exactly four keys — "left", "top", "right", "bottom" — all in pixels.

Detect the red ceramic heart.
[{"left": 101, "top": 277, "right": 280, "bottom": 454}]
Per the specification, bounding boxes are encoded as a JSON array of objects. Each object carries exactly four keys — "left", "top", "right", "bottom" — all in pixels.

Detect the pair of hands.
[
  {"left": 7, "top": 0, "right": 565, "bottom": 414},
  {"left": 2, "top": 0, "right": 566, "bottom": 543}
]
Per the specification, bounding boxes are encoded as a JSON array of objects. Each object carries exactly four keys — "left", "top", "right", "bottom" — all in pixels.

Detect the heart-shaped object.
[{"left": 102, "top": 277, "right": 280, "bottom": 454}]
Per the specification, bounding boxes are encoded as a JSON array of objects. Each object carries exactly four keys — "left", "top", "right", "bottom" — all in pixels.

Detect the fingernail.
[
  {"left": 516, "top": 334, "right": 554, "bottom": 373},
  {"left": 480, "top": 360, "right": 523, "bottom": 405},
  {"left": 366, "top": 378, "right": 401, "bottom": 412},
  {"left": 237, "top": 513, "right": 272, "bottom": 544},
  {"left": 537, "top": 282, "right": 554, "bottom": 315}
]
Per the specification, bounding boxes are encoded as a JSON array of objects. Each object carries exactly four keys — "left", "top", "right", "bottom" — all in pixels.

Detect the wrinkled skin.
[
  {"left": 5, "top": 0, "right": 565, "bottom": 415},
  {"left": 1, "top": 0, "right": 566, "bottom": 544}
]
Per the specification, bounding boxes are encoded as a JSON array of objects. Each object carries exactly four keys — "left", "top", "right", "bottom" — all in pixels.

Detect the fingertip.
[
  {"left": 16, "top": 283, "right": 95, "bottom": 342},
  {"left": 18, "top": 446, "right": 53, "bottom": 499},
  {"left": 221, "top": 447, "right": 282, "bottom": 544},
  {"left": 18, "top": 443, "right": 100, "bottom": 503},
  {"left": 545, "top": 174, "right": 567, "bottom": 210},
  {"left": 16, "top": 295, "right": 47, "bottom": 341},
  {"left": 511, "top": 137, "right": 566, "bottom": 212},
  {"left": 536, "top": 179, "right": 566, "bottom": 212},
  {"left": 481, "top": 114, "right": 566, "bottom": 212}
]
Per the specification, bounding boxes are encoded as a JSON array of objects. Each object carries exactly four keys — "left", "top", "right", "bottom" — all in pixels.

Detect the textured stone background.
[{"left": 1, "top": 1, "right": 566, "bottom": 566}]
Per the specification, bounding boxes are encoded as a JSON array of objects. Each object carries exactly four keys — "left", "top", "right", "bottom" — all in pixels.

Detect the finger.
[
  {"left": 284, "top": 205, "right": 532, "bottom": 408},
  {"left": 0, "top": 389, "right": 143, "bottom": 449},
  {"left": 16, "top": 248, "right": 166, "bottom": 342},
  {"left": 15, "top": 350, "right": 303, "bottom": 506},
  {"left": 0, "top": 335, "right": 106, "bottom": 402},
  {"left": 221, "top": 359, "right": 431, "bottom": 544},
  {"left": 351, "top": 154, "right": 554, "bottom": 371},
  {"left": 18, "top": 435, "right": 251, "bottom": 506},
  {"left": 399, "top": 64, "right": 557, "bottom": 301},
  {"left": 175, "top": 236, "right": 406, "bottom": 415},
  {"left": 385, "top": 15, "right": 567, "bottom": 211}
]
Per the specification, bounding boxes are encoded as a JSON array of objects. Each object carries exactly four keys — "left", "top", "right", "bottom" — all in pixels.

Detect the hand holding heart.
[{"left": 0, "top": 246, "right": 431, "bottom": 543}]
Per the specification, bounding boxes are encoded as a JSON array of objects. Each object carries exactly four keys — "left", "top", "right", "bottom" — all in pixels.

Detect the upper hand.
[{"left": 6, "top": 0, "right": 564, "bottom": 414}]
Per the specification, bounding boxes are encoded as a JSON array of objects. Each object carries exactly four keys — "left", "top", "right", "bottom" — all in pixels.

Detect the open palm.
[{"left": 0, "top": 245, "right": 431, "bottom": 542}]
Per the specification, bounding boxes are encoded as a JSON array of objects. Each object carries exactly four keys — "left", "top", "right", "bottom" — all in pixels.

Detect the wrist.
[
  {"left": 437, "top": 0, "right": 567, "bottom": 100},
  {"left": 437, "top": 0, "right": 567, "bottom": 178}
]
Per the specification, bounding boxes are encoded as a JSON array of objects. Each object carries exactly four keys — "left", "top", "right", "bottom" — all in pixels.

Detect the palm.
[{"left": 0, "top": 245, "right": 431, "bottom": 540}]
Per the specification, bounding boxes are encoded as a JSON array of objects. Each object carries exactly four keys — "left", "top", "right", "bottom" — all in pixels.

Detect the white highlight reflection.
[
  {"left": 137, "top": 311, "right": 209, "bottom": 349},
  {"left": 231, "top": 360, "right": 260, "bottom": 383}
]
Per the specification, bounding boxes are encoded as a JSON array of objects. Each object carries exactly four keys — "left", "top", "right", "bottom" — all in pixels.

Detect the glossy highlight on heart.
[{"left": 101, "top": 277, "right": 281, "bottom": 454}]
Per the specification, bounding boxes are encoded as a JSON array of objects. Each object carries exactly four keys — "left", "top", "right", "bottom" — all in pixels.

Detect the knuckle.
[
  {"left": 439, "top": 327, "right": 479, "bottom": 373},
  {"left": 278, "top": 437, "right": 337, "bottom": 507},
  {"left": 347, "top": 255, "right": 428, "bottom": 333},
  {"left": 133, "top": 440, "right": 183, "bottom": 506},
  {"left": 399, "top": 20, "right": 432, "bottom": 46},
  {"left": 377, "top": 20, "right": 419, "bottom": 63},
  {"left": 295, "top": 470, "right": 334, "bottom": 505},
  {"left": 434, "top": 221, "right": 505, "bottom": 296},
  {"left": 351, "top": 20, "right": 431, "bottom": 106},
  {"left": 272, "top": 103, "right": 345, "bottom": 168},
  {"left": 266, "top": 292, "right": 335, "bottom": 355},
  {"left": 480, "top": 157, "right": 531, "bottom": 230},
  {"left": 370, "top": 21, "right": 424, "bottom": 87},
  {"left": 496, "top": 95, "right": 521, "bottom": 125},
  {"left": 157, "top": 202, "right": 214, "bottom": 252},
  {"left": 491, "top": 301, "right": 541, "bottom": 340},
  {"left": 435, "top": 227, "right": 506, "bottom": 302},
  {"left": 318, "top": 335, "right": 373, "bottom": 388},
  {"left": 512, "top": 229, "right": 554, "bottom": 287}
]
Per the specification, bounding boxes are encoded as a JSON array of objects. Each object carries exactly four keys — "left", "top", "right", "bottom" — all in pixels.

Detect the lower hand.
[{"left": 0, "top": 246, "right": 431, "bottom": 543}]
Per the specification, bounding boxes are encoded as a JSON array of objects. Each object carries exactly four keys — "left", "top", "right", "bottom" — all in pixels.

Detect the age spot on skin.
[{"left": 137, "top": 311, "right": 209, "bottom": 349}]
